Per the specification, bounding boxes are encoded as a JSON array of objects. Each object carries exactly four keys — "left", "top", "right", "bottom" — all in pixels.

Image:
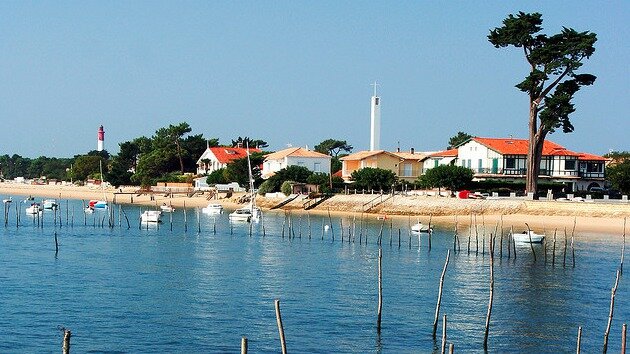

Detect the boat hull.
[{"left": 511, "top": 232, "right": 545, "bottom": 244}]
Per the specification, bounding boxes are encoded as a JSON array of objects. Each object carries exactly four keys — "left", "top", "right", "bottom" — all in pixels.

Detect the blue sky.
[{"left": 0, "top": 1, "right": 627, "bottom": 158}]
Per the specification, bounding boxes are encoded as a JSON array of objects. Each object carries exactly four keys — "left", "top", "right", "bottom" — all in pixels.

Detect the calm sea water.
[{"left": 0, "top": 197, "right": 628, "bottom": 353}]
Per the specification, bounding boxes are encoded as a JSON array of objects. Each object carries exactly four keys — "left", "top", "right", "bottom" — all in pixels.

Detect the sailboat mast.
[{"left": 246, "top": 142, "right": 255, "bottom": 208}]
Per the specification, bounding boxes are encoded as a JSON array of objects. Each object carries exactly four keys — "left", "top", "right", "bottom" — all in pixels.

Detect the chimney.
[{"left": 410, "top": 147, "right": 415, "bottom": 154}]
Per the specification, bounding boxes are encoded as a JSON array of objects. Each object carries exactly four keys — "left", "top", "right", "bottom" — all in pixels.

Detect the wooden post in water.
[
  {"left": 449, "top": 343, "right": 454, "bottom": 354},
  {"left": 525, "top": 223, "right": 537, "bottom": 262},
  {"left": 377, "top": 248, "right": 383, "bottom": 333},
  {"left": 274, "top": 299, "right": 287, "bottom": 354},
  {"left": 483, "top": 236, "right": 495, "bottom": 350},
  {"left": 183, "top": 201, "right": 188, "bottom": 233},
  {"left": 241, "top": 336, "right": 248, "bottom": 354},
  {"left": 327, "top": 207, "right": 334, "bottom": 241},
  {"left": 453, "top": 216, "right": 458, "bottom": 252},
  {"left": 511, "top": 226, "right": 516, "bottom": 259},
  {"left": 433, "top": 250, "right": 450, "bottom": 338},
  {"left": 389, "top": 220, "right": 393, "bottom": 247},
  {"left": 307, "top": 211, "right": 311, "bottom": 239},
  {"left": 467, "top": 213, "right": 472, "bottom": 255},
  {"left": 54, "top": 231, "right": 59, "bottom": 255},
  {"left": 398, "top": 229, "right": 401, "bottom": 248},
  {"left": 475, "top": 215, "right": 479, "bottom": 256},
  {"left": 499, "top": 215, "right": 503, "bottom": 258},
  {"left": 62, "top": 328, "right": 71, "bottom": 354},
  {"left": 571, "top": 218, "right": 577, "bottom": 267},
  {"left": 576, "top": 326, "right": 582, "bottom": 354},
  {"left": 340, "top": 218, "right": 344, "bottom": 243},
  {"left": 603, "top": 269, "right": 621, "bottom": 353},
  {"left": 621, "top": 217, "right": 626, "bottom": 275},
  {"left": 563, "top": 228, "right": 568, "bottom": 267},
  {"left": 621, "top": 323, "right": 627, "bottom": 354},
  {"left": 428, "top": 214, "right": 433, "bottom": 251},
  {"left": 441, "top": 314, "right": 447, "bottom": 354}
]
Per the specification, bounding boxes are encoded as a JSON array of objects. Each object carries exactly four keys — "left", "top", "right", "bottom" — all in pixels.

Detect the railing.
[
  {"left": 362, "top": 192, "right": 395, "bottom": 212},
  {"left": 579, "top": 171, "right": 605, "bottom": 178}
]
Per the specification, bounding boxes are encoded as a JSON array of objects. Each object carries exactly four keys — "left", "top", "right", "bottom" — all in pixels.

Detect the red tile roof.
[
  {"left": 429, "top": 149, "right": 458, "bottom": 157},
  {"left": 210, "top": 147, "right": 261, "bottom": 164},
  {"left": 472, "top": 137, "right": 605, "bottom": 160},
  {"left": 577, "top": 152, "right": 607, "bottom": 161},
  {"left": 473, "top": 137, "right": 578, "bottom": 156}
]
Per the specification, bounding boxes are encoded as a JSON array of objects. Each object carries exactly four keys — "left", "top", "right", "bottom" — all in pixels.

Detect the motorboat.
[
  {"left": 84, "top": 206, "right": 95, "bottom": 214},
  {"left": 140, "top": 210, "right": 162, "bottom": 223},
  {"left": 25, "top": 203, "right": 43, "bottom": 214},
  {"left": 2, "top": 197, "right": 12, "bottom": 204},
  {"left": 89, "top": 200, "right": 108, "bottom": 209},
  {"left": 411, "top": 222, "right": 432, "bottom": 233},
  {"left": 43, "top": 199, "right": 58, "bottom": 210},
  {"left": 202, "top": 203, "right": 223, "bottom": 214},
  {"left": 160, "top": 204, "right": 175, "bottom": 213},
  {"left": 511, "top": 230, "right": 545, "bottom": 244},
  {"left": 228, "top": 207, "right": 253, "bottom": 222}
]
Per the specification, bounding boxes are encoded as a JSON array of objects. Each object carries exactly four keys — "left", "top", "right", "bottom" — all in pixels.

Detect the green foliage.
[
  {"left": 604, "top": 151, "right": 630, "bottom": 161},
  {"left": 314, "top": 139, "right": 353, "bottom": 157},
  {"left": 350, "top": 167, "right": 397, "bottom": 191},
  {"left": 418, "top": 165, "right": 473, "bottom": 192},
  {"left": 489, "top": 12, "right": 597, "bottom": 195},
  {"left": 72, "top": 155, "right": 104, "bottom": 182},
  {"left": 257, "top": 180, "right": 275, "bottom": 195},
  {"left": 606, "top": 161, "right": 630, "bottom": 194},
  {"left": 257, "top": 166, "right": 314, "bottom": 194},
  {"left": 280, "top": 180, "right": 294, "bottom": 195},
  {"left": 223, "top": 152, "right": 265, "bottom": 190},
  {"left": 231, "top": 136, "right": 268, "bottom": 149},
  {"left": 206, "top": 168, "right": 228, "bottom": 185},
  {"left": 448, "top": 132, "right": 473, "bottom": 149}
]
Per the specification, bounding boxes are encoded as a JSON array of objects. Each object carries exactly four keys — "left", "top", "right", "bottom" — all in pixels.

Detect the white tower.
[
  {"left": 97, "top": 125, "right": 105, "bottom": 151},
  {"left": 370, "top": 81, "right": 381, "bottom": 151}
]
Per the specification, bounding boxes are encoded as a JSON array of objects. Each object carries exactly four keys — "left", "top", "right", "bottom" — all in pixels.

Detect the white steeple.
[{"left": 370, "top": 81, "right": 381, "bottom": 151}]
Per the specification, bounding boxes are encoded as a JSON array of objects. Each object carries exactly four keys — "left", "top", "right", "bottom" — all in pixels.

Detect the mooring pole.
[
  {"left": 377, "top": 248, "right": 383, "bottom": 333},
  {"left": 483, "top": 236, "right": 495, "bottom": 349},
  {"left": 576, "top": 326, "right": 582, "bottom": 354},
  {"left": 275, "top": 299, "right": 287, "bottom": 354},
  {"left": 603, "top": 270, "right": 621, "bottom": 353},
  {"left": 433, "top": 250, "right": 450, "bottom": 338},
  {"left": 241, "top": 336, "right": 248, "bottom": 354},
  {"left": 62, "top": 328, "right": 71, "bottom": 354}
]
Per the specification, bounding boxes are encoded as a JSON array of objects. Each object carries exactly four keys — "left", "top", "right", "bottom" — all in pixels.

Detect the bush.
[
  {"left": 281, "top": 181, "right": 295, "bottom": 196},
  {"left": 351, "top": 168, "right": 397, "bottom": 191},
  {"left": 206, "top": 168, "right": 227, "bottom": 185},
  {"left": 257, "top": 180, "right": 275, "bottom": 195}
]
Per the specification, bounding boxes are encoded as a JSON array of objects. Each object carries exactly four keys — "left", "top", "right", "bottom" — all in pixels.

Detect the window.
[
  {"left": 314, "top": 162, "right": 321, "bottom": 173},
  {"left": 564, "top": 160, "right": 576, "bottom": 170},
  {"left": 297, "top": 161, "right": 305, "bottom": 167},
  {"left": 434, "top": 159, "right": 439, "bottom": 168},
  {"left": 505, "top": 158, "right": 516, "bottom": 169},
  {"left": 478, "top": 159, "right": 483, "bottom": 171},
  {"left": 403, "top": 163, "right": 412, "bottom": 177}
]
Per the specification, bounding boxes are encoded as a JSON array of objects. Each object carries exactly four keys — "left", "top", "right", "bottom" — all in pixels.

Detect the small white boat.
[
  {"left": 2, "top": 197, "right": 12, "bottom": 204},
  {"left": 90, "top": 200, "right": 108, "bottom": 209},
  {"left": 140, "top": 210, "right": 162, "bottom": 223},
  {"left": 202, "top": 203, "right": 223, "bottom": 214},
  {"left": 84, "top": 206, "right": 94, "bottom": 214},
  {"left": 411, "top": 222, "right": 432, "bottom": 233},
  {"left": 160, "top": 204, "right": 175, "bottom": 213},
  {"left": 26, "top": 203, "right": 43, "bottom": 214},
  {"left": 511, "top": 230, "right": 545, "bottom": 244},
  {"left": 43, "top": 199, "right": 58, "bottom": 210},
  {"left": 228, "top": 207, "right": 253, "bottom": 222}
]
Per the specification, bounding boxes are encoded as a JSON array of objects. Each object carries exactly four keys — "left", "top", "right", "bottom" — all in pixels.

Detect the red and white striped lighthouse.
[{"left": 97, "top": 125, "right": 105, "bottom": 151}]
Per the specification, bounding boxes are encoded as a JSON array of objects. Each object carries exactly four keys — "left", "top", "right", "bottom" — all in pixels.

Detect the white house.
[
  {"left": 423, "top": 149, "right": 459, "bottom": 172},
  {"left": 262, "top": 147, "right": 331, "bottom": 178},
  {"left": 196, "top": 146, "right": 261, "bottom": 175},
  {"left": 432, "top": 137, "right": 606, "bottom": 192}
]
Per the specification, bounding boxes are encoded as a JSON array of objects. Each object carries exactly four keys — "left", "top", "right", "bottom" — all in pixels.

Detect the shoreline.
[{"left": 1, "top": 182, "right": 628, "bottom": 236}]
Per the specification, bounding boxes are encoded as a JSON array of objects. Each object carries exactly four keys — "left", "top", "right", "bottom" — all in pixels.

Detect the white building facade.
[{"left": 262, "top": 147, "right": 331, "bottom": 178}]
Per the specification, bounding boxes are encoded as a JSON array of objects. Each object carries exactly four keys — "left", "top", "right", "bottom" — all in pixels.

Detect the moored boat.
[
  {"left": 411, "top": 222, "right": 432, "bottom": 233},
  {"left": 228, "top": 207, "right": 253, "bottom": 222},
  {"left": 511, "top": 230, "right": 545, "bottom": 244},
  {"left": 160, "top": 204, "right": 175, "bottom": 213},
  {"left": 140, "top": 210, "right": 162, "bottom": 223},
  {"left": 25, "top": 203, "right": 43, "bottom": 214},
  {"left": 202, "top": 203, "right": 223, "bottom": 214},
  {"left": 43, "top": 199, "right": 58, "bottom": 210}
]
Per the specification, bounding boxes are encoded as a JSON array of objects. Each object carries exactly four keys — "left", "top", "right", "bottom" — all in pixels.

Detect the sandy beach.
[{"left": 1, "top": 182, "right": 628, "bottom": 236}]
